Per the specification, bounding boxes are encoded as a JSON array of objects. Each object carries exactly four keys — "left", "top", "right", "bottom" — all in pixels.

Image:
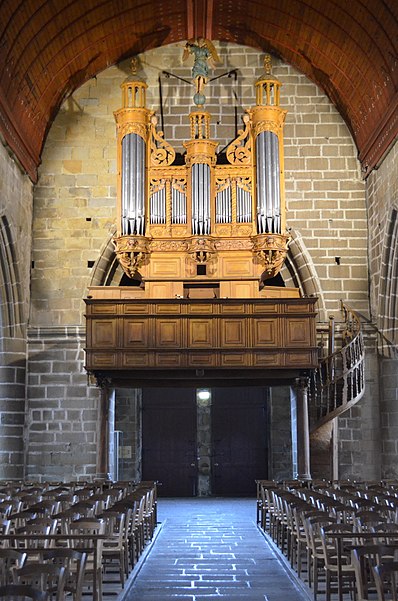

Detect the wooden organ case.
[{"left": 85, "top": 55, "right": 318, "bottom": 385}]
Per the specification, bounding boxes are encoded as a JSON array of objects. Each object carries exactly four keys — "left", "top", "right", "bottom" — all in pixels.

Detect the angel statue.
[{"left": 183, "top": 38, "right": 220, "bottom": 106}]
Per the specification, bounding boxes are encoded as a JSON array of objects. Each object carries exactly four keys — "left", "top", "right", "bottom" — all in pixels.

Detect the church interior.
[{"left": 0, "top": 0, "right": 398, "bottom": 598}]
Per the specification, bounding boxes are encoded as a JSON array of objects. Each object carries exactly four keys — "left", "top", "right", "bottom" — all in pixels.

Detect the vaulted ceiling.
[{"left": 0, "top": 0, "right": 397, "bottom": 182}]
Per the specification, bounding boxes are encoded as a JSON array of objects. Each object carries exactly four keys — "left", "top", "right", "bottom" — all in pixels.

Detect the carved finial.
[
  {"left": 264, "top": 54, "right": 272, "bottom": 75},
  {"left": 131, "top": 57, "right": 139, "bottom": 76}
]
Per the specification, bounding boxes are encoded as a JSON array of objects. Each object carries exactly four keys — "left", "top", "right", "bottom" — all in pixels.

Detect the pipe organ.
[
  {"left": 112, "top": 54, "right": 293, "bottom": 299},
  {"left": 85, "top": 53, "right": 320, "bottom": 382}
]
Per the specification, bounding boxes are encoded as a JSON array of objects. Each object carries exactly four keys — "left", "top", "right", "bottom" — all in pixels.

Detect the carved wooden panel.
[
  {"left": 285, "top": 318, "right": 313, "bottom": 346},
  {"left": 188, "top": 319, "right": 214, "bottom": 347},
  {"left": 253, "top": 352, "right": 281, "bottom": 366},
  {"left": 220, "top": 352, "right": 247, "bottom": 366},
  {"left": 219, "top": 303, "right": 246, "bottom": 314},
  {"left": 124, "top": 303, "right": 149, "bottom": 314},
  {"left": 155, "top": 353, "right": 184, "bottom": 367},
  {"left": 122, "top": 352, "right": 150, "bottom": 367},
  {"left": 90, "top": 304, "right": 118, "bottom": 314},
  {"left": 87, "top": 351, "right": 117, "bottom": 367},
  {"left": 253, "top": 319, "right": 278, "bottom": 346},
  {"left": 91, "top": 319, "right": 117, "bottom": 348},
  {"left": 187, "top": 303, "right": 214, "bottom": 314},
  {"left": 123, "top": 319, "right": 149, "bottom": 347},
  {"left": 187, "top": 352, "right": 216, "bottom": 366},
  {"left": 221, "top": 319, "right": 246, "bottom": 347},
  {"left": 155, "top": 319, "right": 181, "bottom": 347}
]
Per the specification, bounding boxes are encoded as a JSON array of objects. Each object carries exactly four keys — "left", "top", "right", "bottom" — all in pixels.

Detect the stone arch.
[
  {"left": 0, "top": 215, "right": 22, "bottom": 337},
  {"left": 378, "top": 207, "right": 398, "bottom": 346}
]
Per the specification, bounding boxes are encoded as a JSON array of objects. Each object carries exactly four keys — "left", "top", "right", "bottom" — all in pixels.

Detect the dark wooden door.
[
  {"left": 211, "top": 387, "right": 268, "bottom": 496},
  {"left": 142, "top": 388, "right": 197, "bottom": 497}
]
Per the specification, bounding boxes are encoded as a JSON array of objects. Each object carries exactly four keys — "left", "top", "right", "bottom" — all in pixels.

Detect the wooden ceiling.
[{"left": 0, "top": 0, "right": 397, "bottom": 182}]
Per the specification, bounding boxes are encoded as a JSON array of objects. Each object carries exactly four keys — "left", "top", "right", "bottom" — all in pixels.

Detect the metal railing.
[{"left": 310, "top": 302, "right": 365, "bottom": 431}]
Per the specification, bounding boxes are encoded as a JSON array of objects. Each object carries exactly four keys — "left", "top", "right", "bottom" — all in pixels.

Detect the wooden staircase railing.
[{"left": 309, "top": 302, "right": 365, "bottom": 432}]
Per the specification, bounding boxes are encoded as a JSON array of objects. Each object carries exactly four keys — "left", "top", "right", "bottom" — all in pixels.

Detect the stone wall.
[
  {"left": 0, "top": 143, "right": 33, "bottom": 479},
  {"left": 337, "top": 141, "right": 398, "bottom": 482},
  {"left": 26, "top": 327, "right": 99, "bottom": 481},
  {"left": 25, "top": 42, "right": 370, "bottom": 481}
]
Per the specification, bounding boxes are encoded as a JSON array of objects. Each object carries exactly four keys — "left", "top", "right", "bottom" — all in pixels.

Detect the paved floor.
[{"left": 121, "top": 498, "right": 311, "bottom": 601}]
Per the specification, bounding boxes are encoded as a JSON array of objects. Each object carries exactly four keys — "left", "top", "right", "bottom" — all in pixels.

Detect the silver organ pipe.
[
  {"left": 150, "top": 188, "right": 166, "bottom": 224},
  {"left": 237, "top": 186, "right": 252, "bottom": 223},
  {"left": 256, "top": 130, "right": 281, "bottom": 234},
  {"left": 191, "top": 163, "right": 211, "bottom": 235},
  {"left": 216, "top": 184, "right": 232, "bottom": 223},
  {"left": 172, "top": 187, "right": 187, "bottom": 224},
  {"left": 121, "top": 132, "right": 146, "bottom": 235}
]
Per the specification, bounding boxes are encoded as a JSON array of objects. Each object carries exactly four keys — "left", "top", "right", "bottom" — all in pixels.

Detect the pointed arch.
[
  {"left": 0, "top": 215, "right": 22, "bottom": 337},
  {"left": 379, "top": 207, "right": 398, "bottom": 346}
]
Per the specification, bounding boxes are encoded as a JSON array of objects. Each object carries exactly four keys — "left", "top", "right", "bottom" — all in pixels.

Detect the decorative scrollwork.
[
  {"left": 172, "top": 178, "right": 187, "bottom": 194},
  {"left": 236, "top": 176, "right": 252, "bottom": 193},
  {"left": 253, "top": 120, "right": 281, "bottom": 138},
  {"left": 187, "top": 237, "right": 217, "bottom": 265},
  {"left": 215, "top": 177, "right": 231, "bottom": 193},
  {"left": 149, "top": 115, "right": 176, "bottom": 166},
  {"left": 252, "top": 233, "right": 290, "bottom": 279},
  {"left": 226, "top": 113, "right": 252, "bottom": 165},
  {"left": 150, "top": 178, "right": 166, "bottom": 194},
  {"left": 113, "top": 235, "right": 150, "bottom": 278},
  {"left": 120, "top": 123, "right": 147, "bottom": 139}
]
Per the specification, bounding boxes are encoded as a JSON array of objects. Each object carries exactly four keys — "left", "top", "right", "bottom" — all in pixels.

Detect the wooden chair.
[
  {"left": 352, "top": 544, "right": 398, "bottom": 601},
  {"left": 68, "top": 518, "right": 105, "bottom": 601},
  {"left": 373, "top": 561, "right": 398, "bottom": 601},
  {"left": 0, "top": 584, "right": 48, "bottom": 600},
  {"left": 320, "top": 523, "right": 357, "bottom": 601},
  {"left": 12, "top": 564, "right": 66, "bottom": 601},
  {"left": 100, "top": 511, "right": 126, "bottom": 587},
  {"left": 40, "top": 549, "right": 87, "bottom": 601},
  {"left": 305, "top": 514, "right": 337, "bottom": 599},
  {"left": 0, "top": 550, "right": 27, "bottom": 587}
]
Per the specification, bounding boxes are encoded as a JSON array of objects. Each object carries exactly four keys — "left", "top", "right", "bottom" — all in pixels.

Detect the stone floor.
[{"left": 117, "top": 498, "right": 311, "bottom": 601}]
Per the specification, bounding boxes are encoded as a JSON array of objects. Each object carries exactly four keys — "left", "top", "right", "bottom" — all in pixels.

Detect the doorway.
[{"left": 141, "top": 386, "right": 268, "bottom": 497}]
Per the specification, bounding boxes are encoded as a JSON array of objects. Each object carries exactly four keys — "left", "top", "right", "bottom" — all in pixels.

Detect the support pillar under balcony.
[{"left": 295, "top": 376, "right": 312, "bottom": 481}]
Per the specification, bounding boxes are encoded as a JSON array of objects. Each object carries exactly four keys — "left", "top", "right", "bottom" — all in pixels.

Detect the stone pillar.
[
  {"left": 295, "top": 377, "right": 312, "bottom": 481},
  {"left": 97, "top": 381, "right": 111, "bottom": 479}
]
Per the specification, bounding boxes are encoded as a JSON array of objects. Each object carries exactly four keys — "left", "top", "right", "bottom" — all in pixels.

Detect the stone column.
[
  {"left": 295, "top": 377, "right": 312, "bottom": 481},
  {"left": 97, "top": 380, "right": 111, "bottom": 479}
]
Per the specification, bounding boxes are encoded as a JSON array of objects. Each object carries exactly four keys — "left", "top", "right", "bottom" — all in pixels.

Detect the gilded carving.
[
  {"left": 113, "top": 235, "right": 150, "bottom": 278},
  {"left": 215, "top": 239, "right": 252, "bottom": 251},
  {"left": 150, "top": 178, "right": 166, "bottom": 194},
  {"left": 150, "top": 240, "right": 189, "bottom": 252},
  {"left": 226, "top": 114, "right": 252, "bottom": 165},
  {"left": 253, "top": 120, "right": 281, "bottom": 138},
  {"left": 252, "top": 233, "right": 291, "bottom": 279},
  {"left": 215, "top": 177, "right": 231, "bottom": 193},
  {"left": 172, "top": 178, "right": 187, "bottom": 194},
  {"left": 120, "top": 123, "right": 148, "bottom": 140},
  {"left": 149, "top": 115, "right": 176, "bottom": 166},
  {"left": 236, "top": 176, "right": 252, "bottom": 193},
  {"left": 187, "top": 237, "right": 217, "bottom": 264}
]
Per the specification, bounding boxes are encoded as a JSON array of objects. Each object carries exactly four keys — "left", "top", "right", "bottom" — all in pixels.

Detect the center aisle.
[{"left": 123, "top": 498, "right": 310, "bottom": 601}]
